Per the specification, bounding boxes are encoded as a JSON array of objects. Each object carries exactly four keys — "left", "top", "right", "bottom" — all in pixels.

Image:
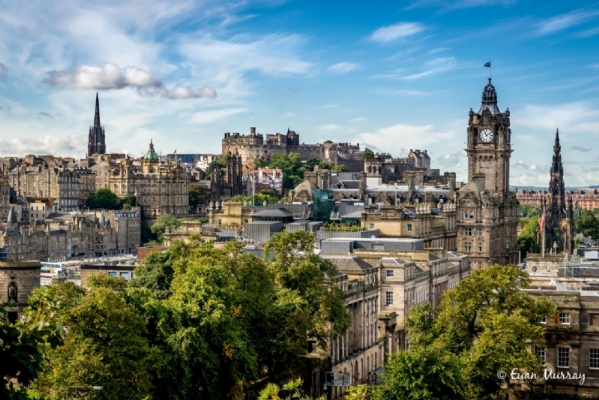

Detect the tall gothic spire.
[
  {"left": 478, "top": 78, "right": 501, "bottom": 115},
  {"left": 94, "top": 92, "right": 101, "bottom": 127},
  {"left": 87, "top": 93, "right": 106, "bottom": 157}
]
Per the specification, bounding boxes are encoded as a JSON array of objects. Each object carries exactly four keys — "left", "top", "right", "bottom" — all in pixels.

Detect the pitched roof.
[{"left": 251, "top": 207, "right": 293, "bottom": 218}]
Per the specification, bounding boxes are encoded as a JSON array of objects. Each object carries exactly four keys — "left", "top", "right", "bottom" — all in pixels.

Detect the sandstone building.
[
  {"left": 222, "top": 127, "right": 363, "bottom": 171},
  {"left": 455, "top": 78, "right": 519, "bottom": 268}
]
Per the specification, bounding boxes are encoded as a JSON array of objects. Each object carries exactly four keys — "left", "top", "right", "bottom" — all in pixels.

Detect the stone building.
[
  {"left": 210, "top": 152, "right": 243, "bottom": 201},
  {"left": 222, "top": 127, "right": 363, "bottom": 171},
  {"left": 0, "top": 260, "right": 41, "bottom": 322},
  {"left": 304, "top": 239, "right": 470, "bottom": 398},
  {"left": 8, "top": 158, "right": 95, "bottom": 211},
  {"left": 455, "top": 78, "right": 519, "bottom": 269},
  {"left": 88, "top": 140, "right": 189, "bottom": 219},
  {"left": 0, "top": 209, "right": 141, "bottom": 261},
  {"left": 517, "top": 189, "right": 599, "bottom": 212},
  {"left": 0, "top": 165, "right": 11, "bottom": 220}
]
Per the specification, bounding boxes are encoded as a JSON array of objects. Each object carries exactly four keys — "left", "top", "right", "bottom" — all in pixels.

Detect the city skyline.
[{"left": 0, "top": 0, "right": 598, "bottom": 186}]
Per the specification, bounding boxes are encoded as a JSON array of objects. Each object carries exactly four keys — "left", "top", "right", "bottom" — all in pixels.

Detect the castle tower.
[
  {"left": 87, "top": 93, "right": 106, "bottom": 157},
  {"left": 456, "top": 78, "right": 519, "bottom": 268},
  {"left": 543, "top": 130, "right": 573, "bottom": 254}
]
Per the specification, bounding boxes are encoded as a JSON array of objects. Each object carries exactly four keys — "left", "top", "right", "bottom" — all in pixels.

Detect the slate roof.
[{"left": 251, "top": 208, "right": 293, "bottom": 218}]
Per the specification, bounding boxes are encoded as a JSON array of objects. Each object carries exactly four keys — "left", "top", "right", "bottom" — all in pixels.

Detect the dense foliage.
[
  {"left": 205, "top": 154, "right": 228, "bottom": 176},
  {"left": 86, "top": 188, "right": 135, "bottom": 210},
  {"left": 0, "top": 304, "right": 62, "bottom": 399},
  {"left": 363, "top": 148, "right": 375, "bottom": 159},
  {"left": 253, "top": 152, "right": 348, "bottom": 192},
  {"left": 150, "top": 213, "right": 181, "bottom": 243},
  {"left": 574, "top": 208, "right": 599, "bottom": 241},
  {"left": 518, "top": 216, "right": 540, "bottom": 256},
  {"left": 519, "top": 204, "right": 540, "bottom": 218},
  {"left": 20, "top": 231, "right": 349, "bottom": 400},
  {"left": 188, "top": 182, "right": 210, "bottom": 208},
  {"left": 371, "top": 265, "right": 556, "bottom": 400}
]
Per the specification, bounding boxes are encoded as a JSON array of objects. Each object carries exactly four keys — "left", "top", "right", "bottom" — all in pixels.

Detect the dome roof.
[
  {"left": 144, "top": 139, "right": 159, "bottom": 160},
  {"left": 478, "top": 78, "right": 501, "bottom": 115}
]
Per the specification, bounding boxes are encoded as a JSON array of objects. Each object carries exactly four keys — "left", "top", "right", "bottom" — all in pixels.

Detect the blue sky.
[{"left": 0, "top": 0, "right": 598, "bottom": 186}]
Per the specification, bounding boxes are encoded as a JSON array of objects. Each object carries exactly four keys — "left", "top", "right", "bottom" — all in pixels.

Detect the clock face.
[{"left": 480, "top": 129, "right": 493, "bottom": 143}]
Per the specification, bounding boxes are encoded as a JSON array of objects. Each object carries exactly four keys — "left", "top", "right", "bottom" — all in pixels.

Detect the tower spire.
[
  {"left": 94, "top": 92, "right": 101, "bottom": 127},
  {"left": 478, "top": 78, "right": 500, "bottom": 115}
]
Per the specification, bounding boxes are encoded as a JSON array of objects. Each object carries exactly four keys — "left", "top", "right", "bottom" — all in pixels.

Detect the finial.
[{"left": 488, "top": 77, "right": 492, "bottom": 83}]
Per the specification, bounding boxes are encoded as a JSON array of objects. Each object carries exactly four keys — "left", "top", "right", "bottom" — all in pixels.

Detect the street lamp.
[{"left": 65, "top": 385, "right": 103, "bottom": 399}]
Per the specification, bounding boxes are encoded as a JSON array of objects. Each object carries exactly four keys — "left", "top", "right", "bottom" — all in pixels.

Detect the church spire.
[{"left": 94, "top": 92, "right": 101, "bottom": 127}]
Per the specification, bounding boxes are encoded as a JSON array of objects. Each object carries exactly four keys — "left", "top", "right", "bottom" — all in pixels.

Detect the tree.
[
  {"left": 205, "top": 155, "right": 228, "bottom": 177},
  {"left": 151, "top": 213, "right": 181, "bottom": 243},
  {"left": 25, "top": 279, "right": 153, "bottom": 400},
  {"left": 371, "top": 344, "right": 466, "bottom": 400},
  {"left": 0, "top": 304, "right": 62, "bottom": 399},
  {"left": 259, "top": 378, "right": 325, "bottom": 400},
  {"left": 189, "top": 183, "right": 209, "bottom": 208},
  {"left": 400, "top": 265, "right": 556, "bottom": 399},
  {"left": 574, "top": 208, "right": 599, "bottom": 241},
  {"left": 519, "top": 204, "right": 540, "bottom": 218},
  {"left": 86, "top": 188, "right": 120, "bottom": 209},
  {"left": 363, "top": 148, "right": 375, "bottom": 159},
  {"left": 518, "top": 216, "right": 540, "bottom": 256},
  {"left": 118, "top": 194, "right": 136, "bottom": 210}
]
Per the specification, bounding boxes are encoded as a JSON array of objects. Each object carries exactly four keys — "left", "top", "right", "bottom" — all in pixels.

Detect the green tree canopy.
[
  {"left": 519, "top": 204, "right": 540, "bottom": 218},
  {"left": 189, "top": 183, "right": 209, "bottom": 208},
  {"left": 86, "top": 188, "right": 120, "bottom": 209},
  {"left": 150, "top": 213, "right": 181, "bottom": 242},
  {"left": 363, "top": 148, "right": 375, "bottom": 159},
  {"left": 205, "top": 155, "right": 228, "bottom": 177},
  {"left": 379, "top": 265, "right": 556, "bottom": 399},
  {"left": 25, "top": 280, "right": 153, "bottom": 400},
  {"left": 518, "top": 215, "right": 540, "bottom": 256},
  {"left": 574, "top": 208, "right": 599, "bottom": 241}
]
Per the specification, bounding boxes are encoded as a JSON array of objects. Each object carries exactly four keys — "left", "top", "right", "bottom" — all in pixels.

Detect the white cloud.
[
  {"left": 370, "top": 22, "right": 425, "bottom": 43},
  {"left": 395, "top": 89, "right": 428, "bottom": 95},
  {"left": 191, "top": 108, "right": 247, "bottom": 124},
  {"left": 516, "top": 102, "right": 599, "bottom": 134},
  {"left": 536, "top": 9, "right": 599, "bottom": 36},
  {"left": 407, "top": 0, "right": 515, "bottom": 10},
  {"left": 328, "top": 62, "right": 358, "bottom": 74},
  {"left": 160, "top": 86, "right": 217, "bottom": 100},
  {"left": 319, "top": 124, "right": 342, "bottom": 131},
  {"left": 351, "top": 117, "right": 367, "bottom": 122},
  {"left": 0, "top": 134, "right": 87, "bottom": 156},
  {"left": 321, "top": 103, "right": 338, "bottom": 109},
  {"left": 43, "top": 63, "right": 161, "bottom": 89},
  {"left": 355, "top": 124, "right": 454, "bottom": 156},
  {"left": 437, "top": 150, "right": 466, "bottom": 168},
  {"left": 403, "top": 57, "right": 456, "bottom": 80}
]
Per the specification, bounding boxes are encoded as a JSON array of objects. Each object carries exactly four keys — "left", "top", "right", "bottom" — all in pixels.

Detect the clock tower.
[
  {"left": 456, "top": 78, "right": 519, "bottom": 269},
  {"left": 466, "top": 78, "right": 512, "bottom": 197}
]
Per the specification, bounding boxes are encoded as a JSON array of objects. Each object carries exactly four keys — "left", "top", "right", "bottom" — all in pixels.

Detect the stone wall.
[{"left": 0, "top": 260, "right": 41, "bottom": 312}]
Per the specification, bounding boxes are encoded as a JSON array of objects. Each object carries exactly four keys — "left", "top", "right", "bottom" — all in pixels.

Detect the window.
[
  {"left": 386, "top": 269, "right": 394, "bottom": 278},
  {"left": 120, "top": 272, "right": 129, "bottom": 280},
  {"left": 465, "top": 227, "right": 472, "bottom": 236},
  {"left": 477, "top": 262, "right": 482, "bottom": 269},
  {"left": 590, "top": 349, "right": 599, "bottom": 369},
  {"left": 463, "top": 211, "right": 473, "bottom": 219},
  {"left": 464, "top": 242, "right": 472, "bottom": 252},
  {"left": 540, "top": 316, "right": 546, "bottom": 324},
  {"left": 478, "top": 228, "right": 483, "bottom": 237},
  {"left": 557, "top": 347, "right": 570, "bottom": 368},
  {"left": 559, "top": 312, "right": 571, "bottom": 325},
  {"left": 108, "top": 271, "right": 117, "bottom": 277},
  {"left": 534, "top": 347, "right": 546, "bottom": 363},
  {"left": 478, "top": 242, "right": 483, "bottom": 253},
  {"left": 369, "top": 223, "right": 374, "bottom": 229},
  {"left": 385, "top": 292, "right": 393, "bottom": 306},
  {"left": 507, "top": 226, "right": 511, "bottom": 234}
]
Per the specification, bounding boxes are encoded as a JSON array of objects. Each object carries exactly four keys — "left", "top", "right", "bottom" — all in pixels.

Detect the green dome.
[{"left": 144, "top": 139, "right": 159, "bottom": 160}]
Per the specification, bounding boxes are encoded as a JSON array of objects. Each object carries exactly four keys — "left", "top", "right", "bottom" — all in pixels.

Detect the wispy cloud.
[
  {"left": 403, "top": 57, "right": 456, "bottom": 80},
  {"left": 328, "top": 62, "right": 359, "bottom": 74},
  {"left": 395, "top": 89, "right": 428, "bottom": 95},
  {"left": 370, "top": 22, "right": 425, "bottom": 43},
  {"left": 407, "top": 0, "right": 515, "bottom": 10},
  {"left": 571, "top": 146, "right": 592, "bottom": 152},
  {"left": 517, "top": 102, "right": 599, "bottom": 134},
  {"left": 37, "top": 112, "right": 53, "bottom": 119},
  {"left": 319, "top": 124, "right": 342, "bottom": 131},
  {"left": 190, "top": 108, "right": 247, "bottom": 124},
  {"left": 321, "top": 103, "right": 338, "bottom": 109},
  {"left": 536, "top": 9, "right": 599, "bottom": 36},
  {"left": 351, "top": 117, "right": 367, "bottom": 122},
  {"left": 0, "top": 134, "right": 87, "bottom": 156},
  {"left": 428, "top": 47, "right": 450, "bottom": 54}
]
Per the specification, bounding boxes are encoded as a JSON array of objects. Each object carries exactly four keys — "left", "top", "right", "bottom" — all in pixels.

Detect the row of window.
[
  {"left": 540, "top": 312, "right": 571, "bottom": 325},
  {"left": 107, "top": 271, "right": 136, "bottom": 280},
  {"left": 534, "top": 347, "right": 599, "bottom": 369}
]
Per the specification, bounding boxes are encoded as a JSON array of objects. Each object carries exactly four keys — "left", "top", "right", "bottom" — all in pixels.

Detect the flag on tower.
[{"left": 484, "top": 61, "right": 491, "bottom": 67}]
